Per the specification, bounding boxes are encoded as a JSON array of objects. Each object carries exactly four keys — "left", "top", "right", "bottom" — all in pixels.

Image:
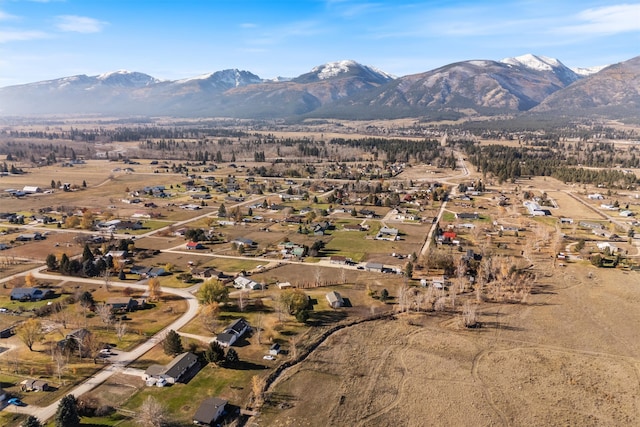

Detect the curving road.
[{"left": 4, "top": 266, "right": 201, "bottom": 422}]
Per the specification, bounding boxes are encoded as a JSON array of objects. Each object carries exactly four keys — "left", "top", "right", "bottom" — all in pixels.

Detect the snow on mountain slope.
[
  {"left": 500, "top": 54, "right": 562, "bottom": 71},
  {"left": 571, "top": 65, "right": 608, "bottom": 76},
  {"left": 96, "top": 70, "right": 160, "bottom": 87},
  {"left": 310, "top": 60, "right": 395, "bottom": 81}
]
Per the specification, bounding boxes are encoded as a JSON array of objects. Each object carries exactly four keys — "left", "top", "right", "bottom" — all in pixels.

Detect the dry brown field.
[{"left": 258, "top": 262, "right": 640, "bottom": 426}]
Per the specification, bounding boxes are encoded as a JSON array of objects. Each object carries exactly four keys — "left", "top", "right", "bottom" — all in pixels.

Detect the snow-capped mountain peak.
[
  {"left": 175, "top": 69, "right": 262, "bottom": 90},
  {"left": 95, "top": 70, "right": 159, "bottom": 87},
  {"left": 296, "top": 59, "right": 395, "bottom": 82},
  {"left": 500, "top": 54, "right": 562, "bottom": 71},
  {"left": 311, "top": 60, "right": 361, "bottom": 80}
]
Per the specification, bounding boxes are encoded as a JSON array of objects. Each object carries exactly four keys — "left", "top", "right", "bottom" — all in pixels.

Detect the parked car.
[
  {"left": 8, "top": 397, "right": 26, "bottom": 406},
  {"left": 263, "top": 355, "right": 276, "bottom": 360}
]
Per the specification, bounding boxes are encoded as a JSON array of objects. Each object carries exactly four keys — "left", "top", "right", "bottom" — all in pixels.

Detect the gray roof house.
[
  {"left": 193, "top": 397, "right": 228, "bottom": 426},
  {"left": 144, "top": 351, "right": 200, "bottom": 384},
  {"left": 21, "top": 378, "right": 50, "bottom": 392},
  {"left": 105, "top": 297, "right": 139, "bottom": 312},
  {"left": 364, "top": 262, "right": 384, "bottom": 272},
  {"left": 10, "top": 287, "right": 53, "bottom": 301},
  {"left": 216, "top": 318, "right": 250, "bottom": 347}
]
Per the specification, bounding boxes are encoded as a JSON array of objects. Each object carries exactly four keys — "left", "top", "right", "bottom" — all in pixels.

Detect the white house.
[{"left": 233, "top": 276, "right": 262, "bottom": 290}]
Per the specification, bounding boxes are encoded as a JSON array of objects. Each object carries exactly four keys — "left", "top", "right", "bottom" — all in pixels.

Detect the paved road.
[
  {"left": 418, "top": 150, "right": 470, "bottom": 258},
  {"left": 5, "top": 267, "right": 201, "bottom": 422}
]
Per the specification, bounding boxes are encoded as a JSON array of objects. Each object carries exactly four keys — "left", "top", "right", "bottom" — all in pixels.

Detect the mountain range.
[{"left": 0, "top": 54, "right": 638, "bottom": 121}]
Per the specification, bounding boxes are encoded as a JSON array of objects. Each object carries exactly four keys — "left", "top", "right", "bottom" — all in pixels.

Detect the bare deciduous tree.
[
  {"left": 95, "top": 303, "right": 113, "bottom": 328},
  {"left": 199, "top": 303, "right": 220, "bottom": 334},
  {"left": 238, "top": 290, "right": 249, "bottom": 312},
  {"left": 51, "top": 348, "right": 68, "bottom": 384},
  {"left": 254, "top": 313, "right": 263, "bottom": 344},
  {"left": 461, "top": 301, "right": 478, "bottom": 328},
  {"left": 147, "top": 277, "right": 161, "bottom": 302},
  {"left": 115, "top": 320, "right": 127, "bottom": 342},
  {"left": 136, "top": 396, "right": 168, "bottom": 427}
]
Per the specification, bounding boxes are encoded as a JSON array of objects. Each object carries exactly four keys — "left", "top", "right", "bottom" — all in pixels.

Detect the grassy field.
[{"left": 258, "top": 263, "right": 640, "bottom": 427}]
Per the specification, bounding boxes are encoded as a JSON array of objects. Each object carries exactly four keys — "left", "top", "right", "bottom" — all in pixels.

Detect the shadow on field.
[
  {"left": 228, "top": 360, "right": 268, "bottom": 371},
  {"left": 307, "top": 310, "right": 348, "bottom": 326}
]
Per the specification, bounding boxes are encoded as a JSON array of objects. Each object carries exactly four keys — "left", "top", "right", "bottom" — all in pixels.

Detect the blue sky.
[{"left": 0, "top": 0, "right": 639, "bottom": 86}]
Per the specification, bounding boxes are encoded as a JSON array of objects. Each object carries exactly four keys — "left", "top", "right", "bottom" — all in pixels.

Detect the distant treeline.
[
  {"left": 460, "top": 141, "right": 639, "bottom": 188},
  {"left": 330, "top": 138, "right": 448, "bottom": 164}
]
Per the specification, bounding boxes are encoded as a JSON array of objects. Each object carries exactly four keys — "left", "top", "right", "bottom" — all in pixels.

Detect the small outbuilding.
[
  {"left": 269, "top": 343, "right": 281, "bottom": 355},
  {"left": 326, "top": 291, "right": 344, "bottom": 309}
]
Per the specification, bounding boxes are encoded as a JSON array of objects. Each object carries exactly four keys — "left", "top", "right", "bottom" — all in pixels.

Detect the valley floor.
[{"left": 257, "top": 263, "right": 640, "bottom": 427}]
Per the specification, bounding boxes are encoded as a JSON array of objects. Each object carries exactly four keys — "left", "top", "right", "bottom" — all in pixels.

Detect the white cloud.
[
  {"left": 0, "top": 10, "right": 19, "bottom": 21},
  {"left": 55, "top": 15, "right": 107, "bottom": 33},
  {"left": 240, "top": 23, "right": 257, "bottom": 29},
  {"left": 0, "top": 29, "right": 49, "bottom": 43},
  {"left": 556, "top": 4, "right": 640, "bottom": 35}
]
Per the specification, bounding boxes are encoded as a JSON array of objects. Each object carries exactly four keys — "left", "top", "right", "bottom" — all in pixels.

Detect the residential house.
[
  {"left": 193, "top": 397, "right": 228, "bottom": 426},
  {"left": 233, "top": 276, "right": 262, "bottom": 291},
  {"left": 0, "top": 326, "right": 15, "bottom": 338},
  {"left": 144, "top": 351, "right": 200, "bottom": 385},
  {"left": 365, "top": 262, "right": 384, "bottom": 272},
  {"left": 359, "top": 209, "right": 377, "bottom": 218},
  {"left": 329, "top": 256, "right": 348, "bottom": 265},
  {"left": 21, "top": 379, "right": 50, "bottom": 392},
  {"left": 186, "top": 241, "right": 205, "bottom": 250},
  {"left": 191, "top": 267, "right": 225, "bottom": 281},
  {"left": 312, "top": 221, "right": 333, "bottom": 236},
  {"left": 343, "top": 223, "right": 364, "bottom": 231},
  {"left": 375, "top": 227, "right": 399, "bottom": 241},
  {"left": 231, "top": 237, "right": 257, "bottom": 248},
  {"left": 215, "top": 318, "right": 250, "bottom": 347},
  {"left": 580, "top": 221, "right": 604, "bottom": 230},
  {"left": 129, "top": 266, "right": 167, "bottom": 278},
  {"left": 105, "top": 297, "right": 139, "bottom": 313},
  {"left": 59, "top": 328, "right": 94, "bottom": 356},
  {"left": 455, "top": 212, "right": 480, "bottom": 220},
  {"left": 326, "top": 291, "right": 344, "bottom": 308},
  {"left": 10, "top": 287, "right": 53, "bottom": 301},
  {"left": 15, "top": 232, "right": 44, "bottom": 241},
  {"left": 105, "top": 250, "right": 127, "bottom": 260}
]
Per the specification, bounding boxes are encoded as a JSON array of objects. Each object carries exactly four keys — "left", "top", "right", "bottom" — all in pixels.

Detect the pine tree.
[
  {"left": 22, "top": 415, "right": 42, "bottom": 427},
  {"left": 225, "top": 348, "right": 239, "bottom": 365},
  {"left": 55, "top": 395, "right": 80, "bottom": 427},
  {"left": 82, "top": 244, "right": 94, "bottom": 263},
  {"left": 163, "top": 330, "right": 183, "bottom": 356},
  {"left": 205, "top": 341, "right": 225, "bottom": 365}
]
